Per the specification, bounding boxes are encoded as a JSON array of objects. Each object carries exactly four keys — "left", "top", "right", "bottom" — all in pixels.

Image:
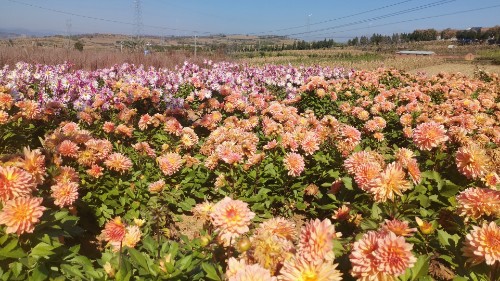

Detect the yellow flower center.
[
  {"left": 302, "top": 270, "right": 318, "bottom": 281},
  {"left": 13, "top": 204, "right": 30, "bottom": 221}
]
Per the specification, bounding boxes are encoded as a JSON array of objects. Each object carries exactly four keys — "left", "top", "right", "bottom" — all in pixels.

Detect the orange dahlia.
[
  {"left": 278, "top": 256, "right": 342, "bottom": 281},
  {"left": 298, "top": 218, "right": 341, "bottom": 264},
  {"left": 0, "top": 197, "right": 45, "bottom": 235},
  {"left": 368, "top": 163, "right": 412, "bottom": 202},
  {"left": 50, "top": 182, "right": 79, "bottom": 207},
  {"left": 283, "top": 152, "right": 305, "bottom": 177},
  {"left": 101, "top": 217, "right": 127, "bottom": 243},
  {"left": 412, "top": 121, "right": 448, "bottom": 151},
  {"left": 210, "top": 197, "right": 255, "bottom": 246},
  {"left": 54, "top": 166, "right": 79, "bottom": 183},
  {"left": 0, "top": 166, "right": 36, "bottom": 202},
  {"left": 382, "top": 219, "right": 416, "bottom": 237},
  {"left": 104, "top": 153, "right": 133, "bottom": 173},
  {"left": 157, "top": 153, "right": 183, "bottom": 176},
  {"left": 455, "top": 144, "right": 491, "bottom": 180},
  {"left": 19, "top": 147, "right": 46, "bottom": 184},
  {"left": 256, "top": 217, "right": 296, "bottom": 241},
  {"left": 462, "top": 221, "right": 500, "bottom": 265},
  {"left": 456, "top": 187, "right": 500, "bottom": 220},
  {"left": 148, "top": 179, "right": 166, "bottom": 193}
]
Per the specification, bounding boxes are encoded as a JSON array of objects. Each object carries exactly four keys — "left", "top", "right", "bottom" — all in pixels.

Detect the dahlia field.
[{"left": 0, "top": 61, "right": 499, "bottom": 280}]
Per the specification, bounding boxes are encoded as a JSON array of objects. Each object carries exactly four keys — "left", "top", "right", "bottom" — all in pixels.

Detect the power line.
[
  {"left": 5, "top": 0, "right": 211, "bottom": 35},
  {"left": 302, "top": 4, "right": 500, "bottom": 40},
  {"left": 249, "top": 0, "right": 416, "bottom": 35},
  {"left": 281, "top": 0, "right": 457, "bottom": 38}
]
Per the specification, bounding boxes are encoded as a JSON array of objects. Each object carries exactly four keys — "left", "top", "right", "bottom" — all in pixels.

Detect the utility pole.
[
  {"left": 66, "top": 19, "right": 72, "bottom": 49},
  {"left": 194, "top": 34, "right": 197, "bottom": 57}
]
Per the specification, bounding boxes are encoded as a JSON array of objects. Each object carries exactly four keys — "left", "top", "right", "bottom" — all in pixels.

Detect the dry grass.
[
  {"left": 409, "top": 63, "right": 500, "bottom": 77},
  {"left": 0, "top": 46, "right": 230, "bottom": 70},
  {"left": 238, "top": 49, "right": 445, "bottom": 71}
]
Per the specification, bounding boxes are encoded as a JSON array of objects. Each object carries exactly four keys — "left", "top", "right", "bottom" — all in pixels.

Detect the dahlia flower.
[
  {"left": 382, "top": 219, "right": 416, "bottom": 237},
  {"left": 283, "top": 152, "right": 305, "bottom": 177},
  {"left": 350, "top": 230, "right": 416, "bottom": 280},
  {"left": 157, "top": 153, "right": 183, "bottom": 176},
  {"left": 462, "top": 221, "right": 500, "bottom": 265},
  {"left": 229, "top": 263, "right": 276, "bottom": 281},
  {"left": 210, "top": 197, "right": 255, "bottom": 246},
  {"left": 104, "top": 153, "right": 133, "bottom": 173},
  {"left": 101, "top": 217, "right": 126, "bottom": 243},
  {"left": 412, "top": 122, "right": 448, "bottom": 151},
  {"left": 250, "top": 231, "right": 294, "bottom": 273},
  {"left": 0, "top": 197, "right": 45, "bottom": 235},
  {"left": 148, "top": 179, "right": 166, "bottom": 193},
  {"left": 50, "top": 181, "right": 79, "bottom": 207},
  {"left": 455, "top": 144, "right": 491, "bottom": 179},
  {"left": 298, "top": 218, "right": 341, "bottom": 264},
  {"left": 368, "top": 163, "right": 412, "bottom": 202},
  {"left": 57, "top": 140, "right": 79, "bottom": 158},
  {"left": 456, "top": 187, "right": 500, "bottom": 220},
  {"left": 278, "top": 256, "right": 342, "bottom": 281},
  {"left": 19, "top": 147, "right": 46, "bottom": 184},
  {"left": 256, "top": 217, "right": 296, "bottom": 241},
  {"left": 0, "top": 166, "right": 36, "bottom": 202}
]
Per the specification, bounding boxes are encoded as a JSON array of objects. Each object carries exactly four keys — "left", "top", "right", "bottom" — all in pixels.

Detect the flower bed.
[{"left": 0, "top": 61, "right": 499, "bottom": 280}]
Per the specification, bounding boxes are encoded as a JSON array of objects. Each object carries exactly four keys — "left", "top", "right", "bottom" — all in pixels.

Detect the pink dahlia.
[
  {"left": 157, "top": 153, "right": 183, "bottom": 176},
  {"left": 462, "top": 221, "right": 500, "bottom": 265},
  {"left": 104, "top": 153, "right": 133, "bottom": 173},
  {"left": 283, "top": 152, "right": 305, "bottom": 177},
  {"left": 298, "top": 218, "right": 341, "bottom": 264},
  {"left": 229, "top": 263, "right": 276, "bottom": 281},
  {"left": 210, "top": 197, "right": 255, "bottom": 246},
  {"left": 50, "top": 181, "right": 79, "bottom": 207},
  {"left": 412, "top": 121, "right": 448, "bottom": 151},
  {"left": 456, "top": 187, "right": 500, "bottom": 220},
  {"left": 372, "top": 232, "right": 417, "bottom": 276}
]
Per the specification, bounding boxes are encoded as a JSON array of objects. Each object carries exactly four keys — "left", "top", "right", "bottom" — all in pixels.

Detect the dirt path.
[{"left": 409, "top": 63, "right": 500, "bottom": 77}]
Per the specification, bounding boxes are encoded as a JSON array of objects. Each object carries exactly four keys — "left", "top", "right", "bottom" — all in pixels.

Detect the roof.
[{"left": 396, "top": 51, "right": 436, "bottom": 55}]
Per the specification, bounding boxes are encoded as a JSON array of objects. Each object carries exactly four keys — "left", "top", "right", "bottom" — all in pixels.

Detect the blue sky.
[{"left": 1, "top": 0, "right": 499, "bottom": 41}]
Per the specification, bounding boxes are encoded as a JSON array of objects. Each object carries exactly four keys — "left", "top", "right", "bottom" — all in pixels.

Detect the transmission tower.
[{"left": 133, "top": 0, "right": 143, "bottom": 39}]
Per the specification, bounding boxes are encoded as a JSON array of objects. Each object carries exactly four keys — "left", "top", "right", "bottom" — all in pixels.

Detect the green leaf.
[
  {"left": 128, "top": 248, "right": 149, "bottom": 273},
  {"left": 437, "top": 229, "right": 460, "bottom": 248},
  {"left": 0, "top": 239, "right": 26, "bottom": 260},
  {"left": 31, "top": 242, "right": 55, "bottom": 257},
  {"left": 342, "top": 176, "right": 353, "bottom": 190},
  {"left": 202, "top": 262, "right": 221, "bottom": 281},
  {"left": 60, "top": 264, "right": 85, "bottom": 279},
  {"left": 411, "top": 255, "right": 430, "bottom": 280},
  {"left": 31, "top": 264, "right": 49, "bottom": 281}
]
